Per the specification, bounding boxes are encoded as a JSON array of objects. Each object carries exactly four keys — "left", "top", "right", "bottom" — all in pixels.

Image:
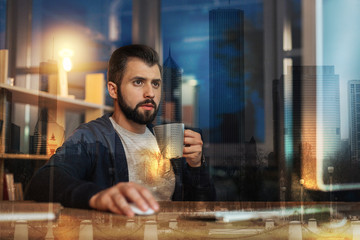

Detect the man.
[{"left": 25, "top": 45, "right": 215, "bottom": 216}]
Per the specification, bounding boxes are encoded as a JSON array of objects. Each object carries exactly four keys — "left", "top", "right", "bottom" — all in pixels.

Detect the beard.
[{"left": 117, "top": 92, "right": 159, "bottom": 125}]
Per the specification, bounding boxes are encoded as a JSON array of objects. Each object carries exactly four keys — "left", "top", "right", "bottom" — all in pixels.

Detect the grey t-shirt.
[{"left": 109, "top": 117, "right": 175, "bottom": 200}]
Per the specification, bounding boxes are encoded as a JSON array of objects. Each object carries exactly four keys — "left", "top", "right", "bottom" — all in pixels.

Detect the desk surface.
[{"left": 1, "top": 201, "right": 360, "bottom": 239}]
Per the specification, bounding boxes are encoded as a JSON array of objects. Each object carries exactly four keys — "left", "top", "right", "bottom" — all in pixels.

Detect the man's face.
[{"left": 117, "top": 58, "right": 161, "bottom": 125}]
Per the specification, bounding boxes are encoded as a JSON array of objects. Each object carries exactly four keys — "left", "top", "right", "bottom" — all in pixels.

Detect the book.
[
  {"left": 0, "top": 49, "right": 8, "bottom": 83},
  {"left": 3, "top": 173, "right": 15, "bottom": 201},
  {"left": 85, "top": 73, "right": 105, "bottom": 104}
]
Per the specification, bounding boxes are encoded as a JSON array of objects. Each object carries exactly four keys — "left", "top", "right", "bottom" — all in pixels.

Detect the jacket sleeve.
[
  {"left": 24, "top": 128, "right": 106, "bottom": 209},
  {"left": 182, "top": 158, "right": 216, "bottom": 201}
]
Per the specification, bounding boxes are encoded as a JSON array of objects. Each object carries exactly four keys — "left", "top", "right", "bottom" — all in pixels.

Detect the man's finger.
[
  {"left": 184, "top": 130, "right": 202, "bottom": 145},
  {"left": 107, "top": 200, "right": 127, "bottom": 216},
  {"left": 183, "top": 145, "right": 202, "bottom": 154},
  {"left": 111, "top": 192, "right": 133, "bottom": 216},
  {"left": 184, "top": 137, "right": 200, "bottom": 146},
  {"left": 134, "top": 184, "right": 159, "bottom": 211},
  {"left": 119, "top": 184, "right": 149, "bottom": 211},
  {"left": 118, "top": 183, "right": 159, "bottom": 213},
  {"left": 184, "top": 129, "right": 200, "bottom": 138}
]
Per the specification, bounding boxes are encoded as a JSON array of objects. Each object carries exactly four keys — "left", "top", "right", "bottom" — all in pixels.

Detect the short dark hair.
[{"left": 107, "top": 44, "right": 162, "bottom": 86}]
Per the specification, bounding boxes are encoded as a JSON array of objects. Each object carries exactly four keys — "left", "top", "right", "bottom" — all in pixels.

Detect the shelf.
[
  {"left": 0, "top": 83, "right": 113, "bottom": 112},
  {"left": 0, "top": 78, "right": 112, "bottom": 199},
  {"left": 0, "top": 153, "right": 50, "bottom": 161}
]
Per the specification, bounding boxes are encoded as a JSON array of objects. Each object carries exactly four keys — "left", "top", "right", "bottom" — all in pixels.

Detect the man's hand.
[
  {"left": 89, "top": 182, "right": 159, "bottom": 217},
  {"left": 183, "top": 129, "right": 203, "bottom": 167}
]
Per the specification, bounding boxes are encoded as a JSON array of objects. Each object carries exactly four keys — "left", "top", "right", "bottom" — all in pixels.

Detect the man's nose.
[{"left": 143, "top": 83, "right": 155, "bottom": 98}]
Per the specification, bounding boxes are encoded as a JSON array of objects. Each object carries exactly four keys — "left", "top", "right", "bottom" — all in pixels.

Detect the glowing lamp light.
[
  {"left": 59, "top": 48, "right": 74, "bottom": 72},
  {"left": 62, "top": 57, "right": 72, "bottom": 72},
  {"left": 299, "top": 179, "right": 305, "bottom": 185}
]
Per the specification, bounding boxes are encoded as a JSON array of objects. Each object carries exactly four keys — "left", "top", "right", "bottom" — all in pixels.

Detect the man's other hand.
[
  {"left": 183, "top": 129, "right": 203, "bottom": 167},
  {"left": 89, "top": 182, "right": 159, "bottom": 216}
]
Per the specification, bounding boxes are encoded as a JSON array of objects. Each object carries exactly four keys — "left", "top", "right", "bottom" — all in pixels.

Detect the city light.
[
  {"left": 59, "top": 48, "right": 74, "bottom": 72},
  {"left": 188, "top": 79, "right": 198, "bottom": 86},
  {"left": 62, "top": 57, "right": 72, "bottom": 72}
]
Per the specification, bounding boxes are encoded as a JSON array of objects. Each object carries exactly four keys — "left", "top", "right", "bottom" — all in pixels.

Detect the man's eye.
[
  {"left": 152, "top": 81, "right": 160, "bottom": 88},
  {"left": 134, "top": 80, "right": 143, "bottom": 85}
]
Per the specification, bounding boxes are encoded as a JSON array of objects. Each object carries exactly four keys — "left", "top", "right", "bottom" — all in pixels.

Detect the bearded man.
[{"left": 25, "top": 45, "right": 215, "bottom": 216}]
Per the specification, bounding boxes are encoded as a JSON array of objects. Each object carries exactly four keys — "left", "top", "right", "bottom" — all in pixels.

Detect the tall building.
[
  {"left": 319, "top": 67, "right": 341, "bottom": 160},
  {"left": 349, "top": 80, "right": 360, "bottom": 164},
  {"left": 277, "top": 66, "right": 341, "bottom": 194},
  {"left": 161, "top": 49, "right": 182, "bottom": 123},
  {"left": 208, "top": 8, "right": 245, "bottom": 200},
  {"left": 300, "top": 66, "right": 341, "bottom": 181},
  {"left": 209, "top": 9, "right": 244, "bottom": 145}
]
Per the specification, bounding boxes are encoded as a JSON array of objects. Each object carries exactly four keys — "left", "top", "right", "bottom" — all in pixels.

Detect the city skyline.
[{"left": 274, "top": 65, "right": 360, "bottom": 193}]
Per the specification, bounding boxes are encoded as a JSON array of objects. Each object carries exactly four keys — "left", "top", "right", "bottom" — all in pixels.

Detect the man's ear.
[{"left": 107, "top": 81, "right": 118, "bottom": 99}]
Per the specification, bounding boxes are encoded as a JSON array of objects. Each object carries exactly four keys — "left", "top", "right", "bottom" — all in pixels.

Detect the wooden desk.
[{"left": 1, "top": 201, "right": 360, "bottom": 239}]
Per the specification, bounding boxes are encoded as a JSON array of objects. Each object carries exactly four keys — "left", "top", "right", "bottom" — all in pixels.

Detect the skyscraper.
[
  {"left": 209, "top": 8, "right": 244, "bottom": 144},
  {"left": 279, "top": 66, "right": 341, "bottom": 193},
  {"left": 208, "top": 8, "right": 245, "bottom": 200},
  {"left": 161, "top": 49, "right": 182, "bottom": 123},
  {"left": 349, "top": 80, "right": 360, "bottom": 164},
  {"left": 300, "top": 66, "right": 341, "bottom": 185}
]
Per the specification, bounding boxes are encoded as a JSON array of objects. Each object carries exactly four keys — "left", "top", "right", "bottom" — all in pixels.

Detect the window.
[
  {"left": 3, "top": 0, "right": 360, "bottom": 202},
  {"left": 0, "top": 0, "right": 6, "bottom": 49}
]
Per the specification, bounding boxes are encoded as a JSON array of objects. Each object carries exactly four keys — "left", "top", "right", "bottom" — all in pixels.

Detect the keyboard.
[{"left": 180, "top": 205, "right": 333, "bottom": 223}]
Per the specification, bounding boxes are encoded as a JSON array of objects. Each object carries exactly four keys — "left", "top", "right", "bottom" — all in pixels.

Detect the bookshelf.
[
  {"left": 0, "top": 83, "right": 113, "bottom": 114},
  {"left": 0, "top": 153, "right": 51, "bottom": 160},
  {"left": 0, "top": 76, "right": 113, "bottom": 199}
]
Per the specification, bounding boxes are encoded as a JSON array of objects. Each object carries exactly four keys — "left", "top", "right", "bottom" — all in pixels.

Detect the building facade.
[
  {"left": 161, "top": 50, "right": 182, "bottom": 123},
  {"left": 349, "top": 80, "right": 360, "bottom": 164}
]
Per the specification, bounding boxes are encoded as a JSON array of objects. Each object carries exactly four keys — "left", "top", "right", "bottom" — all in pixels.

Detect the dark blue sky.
[
  {"left": 0, "top": 0, "right": 6, "bottom": 48},
  {"left": 162, "top": 0, "right": 265, "bottom": 141}
]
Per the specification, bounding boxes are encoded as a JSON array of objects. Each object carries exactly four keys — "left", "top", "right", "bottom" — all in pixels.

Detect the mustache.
[{"left": 135, "top": 99, "right": 157, "bottom": 110}]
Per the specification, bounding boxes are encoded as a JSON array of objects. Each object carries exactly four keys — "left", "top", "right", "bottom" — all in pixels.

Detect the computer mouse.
[{"left": 129, "top": 203, "right": 155, "bottom": 216}]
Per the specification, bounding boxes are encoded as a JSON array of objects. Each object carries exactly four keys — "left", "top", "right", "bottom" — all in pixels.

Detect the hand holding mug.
[{"left": 183, "top": 129, "right": 203, "bottom": 167}]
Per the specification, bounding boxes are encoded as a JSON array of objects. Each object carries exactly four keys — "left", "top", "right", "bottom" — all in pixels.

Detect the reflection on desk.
[
  {"left": 1, "top": 201, "right": 360, "bottom": 239},
  {"left": 0, "top": 201, "right": 62, "bottom": 222}
]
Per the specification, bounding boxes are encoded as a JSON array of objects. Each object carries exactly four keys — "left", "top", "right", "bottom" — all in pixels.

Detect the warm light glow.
[
  {"left": 59, "top": 48, "right": 74, "bottom": 72},
  {"left": 58, "top": 48, "right": 74, "bottom": 58},
  {"left": 62, "top": 57, "right": 72, "bottom": 72},
  {"left": 188, "top": 79, "right": 198, "bottom": 86},
  {"left": 141, "top": 150, "right": 171, "bottom": 183}
]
